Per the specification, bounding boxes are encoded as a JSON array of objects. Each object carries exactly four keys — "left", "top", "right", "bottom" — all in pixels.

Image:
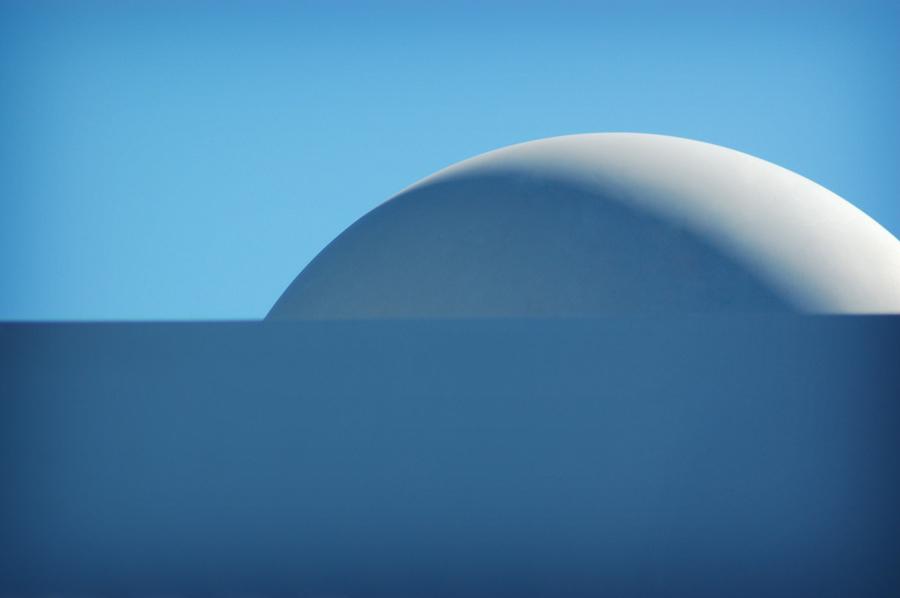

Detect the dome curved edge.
[{"left": 268, "top": 133, "right": 900, "bottom": 319}]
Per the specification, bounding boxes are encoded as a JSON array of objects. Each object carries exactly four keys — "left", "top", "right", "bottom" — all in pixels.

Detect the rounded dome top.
[{"left": 269, "top": 133, "right": 900, "bottom": 319}]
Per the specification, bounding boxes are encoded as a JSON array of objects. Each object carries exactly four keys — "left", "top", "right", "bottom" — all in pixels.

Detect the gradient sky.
[{"left": 2, "top": 0, "right": 897, "bottom": 320}]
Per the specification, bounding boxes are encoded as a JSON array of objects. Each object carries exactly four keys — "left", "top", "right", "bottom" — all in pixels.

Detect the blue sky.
[{"left": 2, "top": 0, "right": 897, "bottom": 320}]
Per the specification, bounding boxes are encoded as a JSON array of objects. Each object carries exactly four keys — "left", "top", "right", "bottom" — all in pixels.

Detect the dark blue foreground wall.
[{"left": 2, "top": 318, "right": 899, "bottom": 597}]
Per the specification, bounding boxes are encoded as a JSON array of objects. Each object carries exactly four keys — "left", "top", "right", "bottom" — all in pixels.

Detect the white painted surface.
[{"left": 270, "top": 134, "right": 900, "bottom": 318}]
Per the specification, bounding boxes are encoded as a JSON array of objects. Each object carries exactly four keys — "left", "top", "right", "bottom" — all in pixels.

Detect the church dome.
[{"left": 269, "top": 133, "right": 900, "bottom": 318}]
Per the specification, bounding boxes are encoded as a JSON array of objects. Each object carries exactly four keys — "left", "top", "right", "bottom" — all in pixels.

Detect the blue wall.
[{"left": 3, "top": 317, "right": 899, "bottom": 595}]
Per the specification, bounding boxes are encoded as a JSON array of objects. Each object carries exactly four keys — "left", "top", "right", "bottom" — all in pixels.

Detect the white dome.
[{"left": 269, "top": 133, "right": 900, "bottom": 318}]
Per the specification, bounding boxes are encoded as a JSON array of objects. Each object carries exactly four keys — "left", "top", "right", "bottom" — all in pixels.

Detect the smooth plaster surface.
[{"left": 270, "top": 134, "right": 900, "bottom": 318}]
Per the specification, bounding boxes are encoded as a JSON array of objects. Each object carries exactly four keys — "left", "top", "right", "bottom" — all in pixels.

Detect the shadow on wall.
[{"left": 2, "top": 317, "right": 899, "bottom": 596}]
